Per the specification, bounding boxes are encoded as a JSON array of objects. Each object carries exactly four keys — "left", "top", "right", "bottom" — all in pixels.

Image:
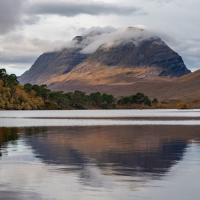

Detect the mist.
[{"left": 66, "top": 26, "right": 160, "bottom": 54}]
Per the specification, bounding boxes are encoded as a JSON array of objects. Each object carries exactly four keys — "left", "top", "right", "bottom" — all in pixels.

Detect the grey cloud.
[
  {"left": 0, "top": 53, "right": 37, "bottom": 64},
  {"left": 0, "top": 52, "right": 40, "bottom": 76},
  {"left": 22, "top": 15, "right": 41, "bottom": 25},
  {"left": 0, "top": 33, "right": 67, "bottom": 75},
  {"left": 0, "top": 0, "right": 26, "bottom": 34},
  {"left": 29, "top": 1, "right": 142, "bottom": 17}
]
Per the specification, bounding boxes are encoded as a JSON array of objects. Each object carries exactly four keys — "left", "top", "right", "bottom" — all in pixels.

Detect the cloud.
[
  {"left": 0, "top": 33, "right": 66, "bottom": 75},
  {"left": 0, "top": 0, "right": 27, "bottom": 34},
  {"left": 0, "top": 53, "right": 36, "bottom": 65},
  {"left": 69, "top": 26, "right": 158, "bottom": 54},
  {"left": 171, "top": 38, "right": 200, "bottom": 69},
  {"left": 29, "top": 1, "right": 141, "bottom": 17}
]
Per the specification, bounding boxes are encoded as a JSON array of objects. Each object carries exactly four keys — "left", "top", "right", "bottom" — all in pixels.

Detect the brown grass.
[{"left": 41, "top": 61, "right": 200, "bottom": 102}]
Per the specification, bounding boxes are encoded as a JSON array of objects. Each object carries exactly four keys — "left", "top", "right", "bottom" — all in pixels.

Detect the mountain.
[
  {"left": 19, "top": 48, "right": 88, "bottom": 85},
  {"left": 19, "top": 27, "right": 193, "bottom": 100}
]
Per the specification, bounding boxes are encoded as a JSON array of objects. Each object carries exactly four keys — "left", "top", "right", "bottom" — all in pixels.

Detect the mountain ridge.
[{"left": 18, "top": 27, "right": 195, "bottom": 101}]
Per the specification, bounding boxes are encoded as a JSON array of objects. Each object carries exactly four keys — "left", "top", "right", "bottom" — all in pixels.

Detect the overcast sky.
[{"left": 0, "top": 0, "right": 200, "bottom": 75}]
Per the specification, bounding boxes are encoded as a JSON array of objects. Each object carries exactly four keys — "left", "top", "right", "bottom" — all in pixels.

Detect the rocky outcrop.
[{"left": 90, "top": 38, "right": 190, "bottom": 77}]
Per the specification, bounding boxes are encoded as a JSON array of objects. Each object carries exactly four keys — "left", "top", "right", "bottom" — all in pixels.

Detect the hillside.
[
  {"left": 19, "top": 27, "right": 190, "bottom": 87},
  {"left": 46, "top": 63, "right": 200, "bottom": 101},
  {"left": 18, "top": 27, "right": 200, "bottom": 102},
  {"left": 0, "top": 69, "right": 44, "bottom": 109},
  {"left": 2, "top": 67, "right": 200, "bottom": 109},
  {"left": 1, "top": 68, "right": 161, "bottom": 110}
]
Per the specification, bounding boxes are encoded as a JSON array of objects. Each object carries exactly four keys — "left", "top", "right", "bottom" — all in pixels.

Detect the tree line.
[
  {"left": 23, "top": 84, "right": 158, "bottom": 109},
  {"left": 0, "top": 68, "right": 159, "bottom": 110}
]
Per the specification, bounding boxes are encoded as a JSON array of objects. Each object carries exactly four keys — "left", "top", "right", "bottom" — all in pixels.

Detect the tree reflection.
[{"left": 0, "top": 128, "right": 19, "bottom": 156}]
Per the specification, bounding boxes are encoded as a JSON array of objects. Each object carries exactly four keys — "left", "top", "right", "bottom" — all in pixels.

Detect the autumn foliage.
[{"left": 0, "top": 68, "right": 160, "bottom": 110}]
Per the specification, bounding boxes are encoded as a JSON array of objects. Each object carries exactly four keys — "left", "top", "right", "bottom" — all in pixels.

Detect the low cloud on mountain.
[{"left": 78, "top": 27, "right": 158, "bottom": 54}]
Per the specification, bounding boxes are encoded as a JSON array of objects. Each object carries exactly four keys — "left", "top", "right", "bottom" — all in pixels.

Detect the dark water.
[{"left": 0, "top": 125, "right": 200, "bottom": 200}]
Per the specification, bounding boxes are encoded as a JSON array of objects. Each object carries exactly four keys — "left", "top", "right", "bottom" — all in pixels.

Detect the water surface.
[{"left": 0, "top": 110, "right": 200, "bottom": 200}]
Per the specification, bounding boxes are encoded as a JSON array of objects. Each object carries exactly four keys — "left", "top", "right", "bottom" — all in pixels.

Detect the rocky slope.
[
  {"left": 89, "top": 37, "right": 189, "bottom": 77},
  {"left": 19, "top": 48, "right": 88, "bottom": 85}
]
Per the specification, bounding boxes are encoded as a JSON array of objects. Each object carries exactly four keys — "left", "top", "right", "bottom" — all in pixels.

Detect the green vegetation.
[
  {"left": 0, "top": 69, "right": 44, "bottom": 109},
  {"left": 118, "top": 93, "right": 152, "bottom": 106},
  {"left": 23, "top": 84, "right": 157, "bottom": 109},
  {"left": 0, "top": 68, "right": 165, "bottom": 110},
  {"left": 24, "top": 85, "right": 116, "bottom": 109}
]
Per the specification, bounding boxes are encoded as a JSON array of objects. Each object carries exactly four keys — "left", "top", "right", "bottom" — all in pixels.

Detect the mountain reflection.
[{"left": 24, "top": 126, "right": 200, "bottom": 179}]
